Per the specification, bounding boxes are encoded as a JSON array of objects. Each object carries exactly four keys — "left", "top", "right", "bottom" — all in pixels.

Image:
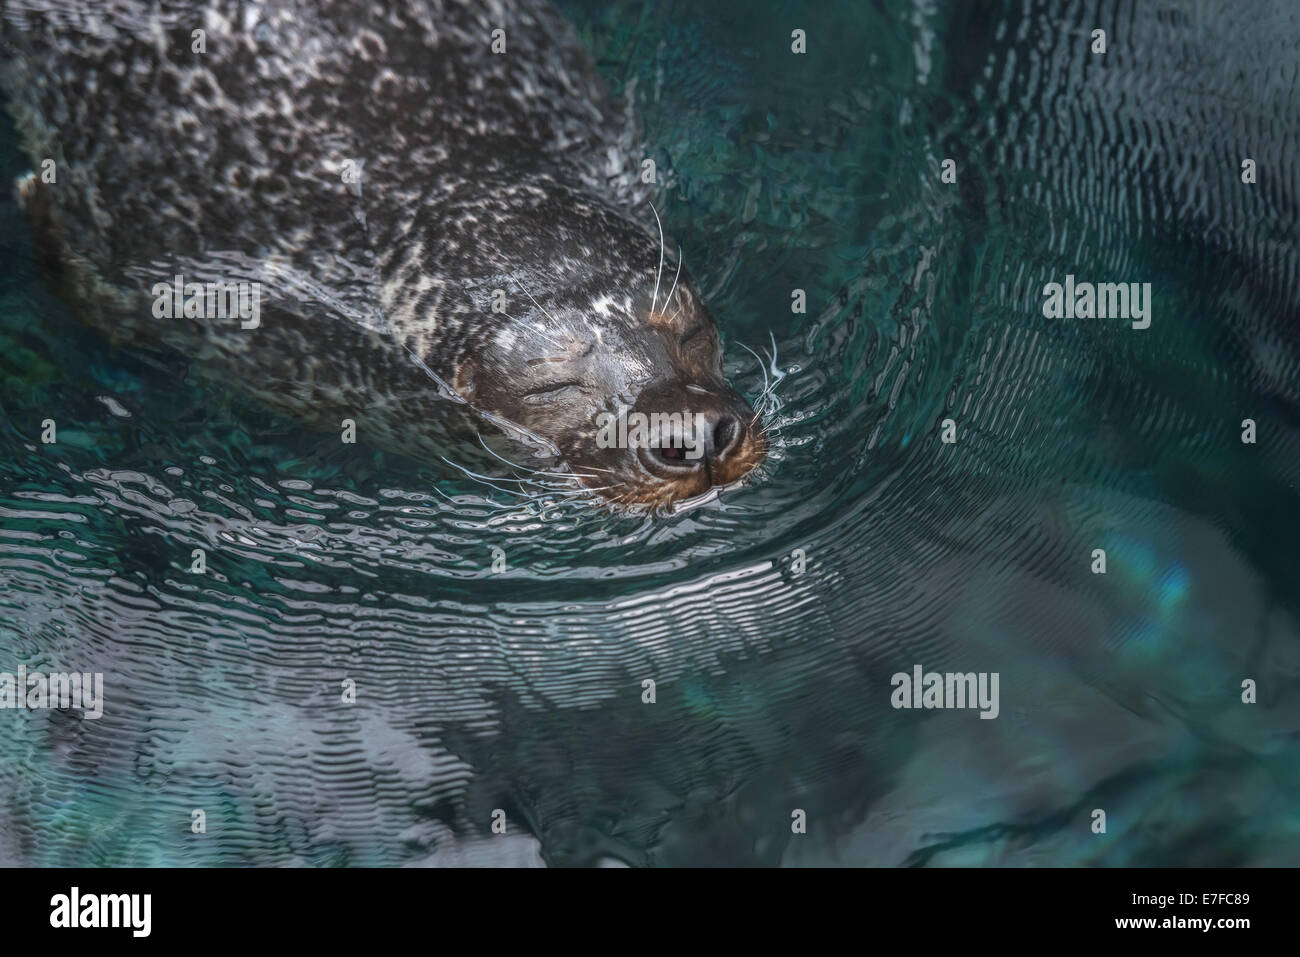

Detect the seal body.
[{"left": 1, "top": 0, "right": 766, "bottom": 505}]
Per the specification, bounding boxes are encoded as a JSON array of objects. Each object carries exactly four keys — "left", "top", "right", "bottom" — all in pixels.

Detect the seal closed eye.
[{"left": 0, "top": 0, "right": 767, "bottom": 508}]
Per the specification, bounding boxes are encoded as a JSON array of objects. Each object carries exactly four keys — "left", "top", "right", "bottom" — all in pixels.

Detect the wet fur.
[{"left": 1, "top": 0, "right": 654, "bottom": 456}]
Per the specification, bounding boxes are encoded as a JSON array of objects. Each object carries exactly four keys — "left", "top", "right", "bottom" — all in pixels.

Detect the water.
[{"left": 1, "top": 0, "right": 1298, "bottom": 865}]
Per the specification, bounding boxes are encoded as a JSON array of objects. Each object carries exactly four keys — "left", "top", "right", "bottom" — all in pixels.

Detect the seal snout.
[
  {"left": 615, "top": 381, "right": 767, "bottom": 506},
  {"left": 640, "top": 408, "right": 744, "bottom": 473}
]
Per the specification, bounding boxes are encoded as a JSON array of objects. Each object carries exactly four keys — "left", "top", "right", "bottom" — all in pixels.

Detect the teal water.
[{"left": 1, "top": 0, "right": 1298, "bottom": 865}]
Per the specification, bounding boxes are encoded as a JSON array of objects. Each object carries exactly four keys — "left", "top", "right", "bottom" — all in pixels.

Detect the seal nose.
[{"left": 649, "top": 409, "right": 743, "bottom": 468}]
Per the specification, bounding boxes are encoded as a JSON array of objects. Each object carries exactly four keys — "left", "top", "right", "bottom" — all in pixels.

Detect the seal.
[{"left": 0, "top": 0, "right": 766, "bottom": 508}]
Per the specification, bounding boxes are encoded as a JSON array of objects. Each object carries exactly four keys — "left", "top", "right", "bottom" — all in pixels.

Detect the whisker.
[
  {"left": 431, "top": 484, "right": 518, "bottom": 512},
  {"left": 445, "top": 464, "right": 568, "bottom": 489},
  {"left": 738, "top": 341, "right": 771, "bottom": 397},
  {"left": 648, "top": 200, "right": 665, "bottom": 314},
  {"left": 511, "top": 275, "right": 560, "bottom": 325},
  {"left": 766, "top": 330, "right": 788, "bottom": 387},
  {"left": 736, "top": 331, "right": 793, "bottom": 423},
  {"left": 664, "top": 245, "right": 683, "bottom": 313},
  {"left": 439, "top": 456, "right": 556, "bottom": 497},
  {"left": 437, "top": 449, "right": 625, "bottom": 517},
  {"left": 565, "top": 462, "right": 618, "bottom": 475},
  {"left": 499, "top": 309, "right": 565, "bottom": 349},
  {"left": 551, "top": 483, "right": 622, "bottom": 497},
  {"left": 474, "top": 433, "right": 604, "bottom": 482}
]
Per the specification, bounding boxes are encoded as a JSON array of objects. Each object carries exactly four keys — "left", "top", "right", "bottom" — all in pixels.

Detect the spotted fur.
[{"left": 1, "top": 0, "right": 765, "bottom": 498}]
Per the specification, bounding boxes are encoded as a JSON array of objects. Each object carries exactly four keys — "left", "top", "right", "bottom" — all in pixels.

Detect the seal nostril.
[
  {"left": 645, "top": 439, "right": 699, "bottom": 473},
  {"left": 712, "top": 415, "right": 739, "bottom": 460}
]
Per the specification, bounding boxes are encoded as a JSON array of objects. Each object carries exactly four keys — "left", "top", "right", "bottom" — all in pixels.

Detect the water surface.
[{"left": 1, "top": 0, "right": 1298, "bottom": 865}]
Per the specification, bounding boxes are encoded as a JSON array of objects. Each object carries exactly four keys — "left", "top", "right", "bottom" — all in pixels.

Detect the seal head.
[
  {"left": 457, "top": 267, "right": 766, "bottom": 509},
  {"left": 431, "top": 181, "right": 766, "bottom": 508}
]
